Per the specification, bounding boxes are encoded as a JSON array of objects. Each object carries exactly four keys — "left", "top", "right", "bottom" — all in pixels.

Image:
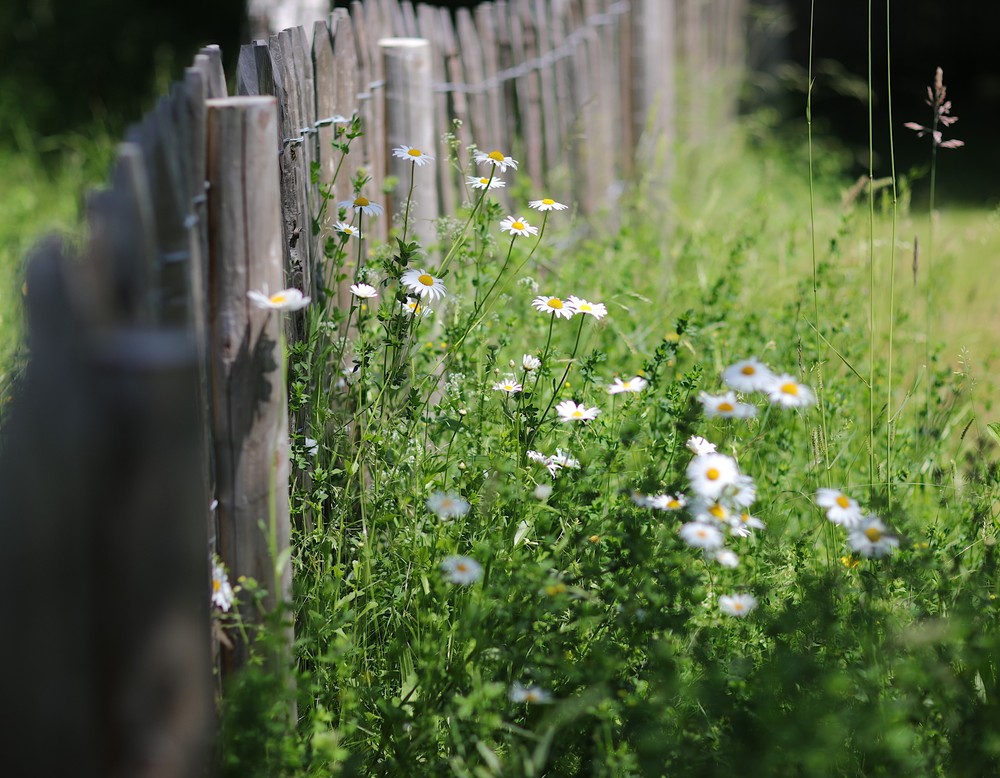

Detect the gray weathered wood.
[
  {"left": 475, "top": 4, "right": 503, "bottom": 156},
  {"left": 509, "top": 0, "right": 544, "bottom": 186},
  {"left": 197, "top": 44, "right": 229, "bottom": 99},
  {"left": 415, "top": 3, "right": 456, "bottom": 217},
  {"left": 205, "top": 96, "right": 292, "bottom": 671},
  {"left": 382, "top": 37, "right": 439, "bottom": 247},
  {"left": 437, "top": 6, "right": 472, "bottom": 177},
  {"left": 455, "top": 8, "right": 488, "bottom": 155}
]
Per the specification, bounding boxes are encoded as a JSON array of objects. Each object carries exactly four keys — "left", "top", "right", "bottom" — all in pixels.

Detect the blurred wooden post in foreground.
[
  {"left": 381, "top": 37, "right": 438, "bottom": 248},
  {"left": 206, "top": 96, "right": 294, "bottom": 673}
]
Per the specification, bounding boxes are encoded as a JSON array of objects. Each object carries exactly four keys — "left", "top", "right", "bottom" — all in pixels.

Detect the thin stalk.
[
  {"left": 866, "top": 0, "right": 877, "bottom": 501},
  {"left": 437, "top": 168, "right": 495, "bottom": 276},
  {"left": 529, "top": 314, "right": 587, "bottom": 447},
  {"left": 401, "top": 162, "right": 416, "bottom": 243},
  {"left": 885, "top": 0, "right": 898, "bottom": 506},
  {"left": 806, "top": 0, "right": 832, "bottom": 487}
]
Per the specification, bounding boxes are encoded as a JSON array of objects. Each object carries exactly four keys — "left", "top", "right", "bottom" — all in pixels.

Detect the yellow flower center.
[
  {"left": 488, "top": 150, "right": 506, "bottom": 162},
  {"left": 354, "top": 196, "right": 370, "bottom": 206},
  {"left": 741, "top": 365, "right": 756, "bottom": 375},
  {"left": 407, "top": 148, "right": 422, "bottom": 157},
  {"left": 706, "top": 467, "right": 720, "bottom": 481},
  {"left": 418, "top": 273, "right": 434, "bottom": 286},
  {"left": 732, "top": 602, "right": 746, "bottom": 612},
  {"left": 709, "top": 504, "right": 727, "bottom": 520},
  {"left": 588, "top": 535, "right": 600, "bottom": 543},
  {"left": 667, "top": 500, "right": 681, "bottom": 510},
  {"left": 781, "top": 382, "right": 799, "bottom": 395},
  {"left": 864, "top": 527, "right": 883, "bottom": 542},
  {"left": 478, "top": 177, "right": 490, "bottom": 185},
  {"left": 542, "top": 198, "right": 555, "bottom": 205},
  {"left": 524, "top": 690, "right": 541, "bottom": 702},
  {"left": 579, "top": 303, "right": 592, "bottom": 312},
  {"left": 548, "top": 298, "right": 563, "bottom": 309},
  {"left": 836, "top": 495, "right": 851, "bottom": 509},
  {"left": 739, "top": 512, "right": 750, "bottom": 524},
  {"left": 512, "top": 221, "right": 525, "bottom": 230},
  {"left": 571, "top": 410, "right": 583, "bottom": 418},
  {"left": 270, "top": 293, "right": 286, "bottom": 304},
  {"left": 455, "top": 562, "right": 468, "bottom": 573},
  {"left": 213, "top": 579, "right": 221, "bottom": 593},
  {"left": 718, "top": 401, "right": 734, "bottom": 412}
]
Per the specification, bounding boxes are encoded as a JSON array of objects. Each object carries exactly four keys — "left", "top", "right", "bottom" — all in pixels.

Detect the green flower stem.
[
  {"left": 401, "top": 162, "right": 416, "bottom": 243},
  {"left": 437, "top": 167, "right": 495, "bottom": 276},
  {"left": 530, "top": 313, "right": 587, "bottom": 447}
]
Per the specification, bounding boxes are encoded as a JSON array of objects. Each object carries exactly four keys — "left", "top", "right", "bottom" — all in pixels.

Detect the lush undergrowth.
[{"left": 213, "top": 110, "right": 1000, "bottom": 777}]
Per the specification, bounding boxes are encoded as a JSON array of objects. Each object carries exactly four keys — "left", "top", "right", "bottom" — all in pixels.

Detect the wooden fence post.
[
  {"left": 205, "top": 96, "right": 293, "bottom": 671},
  {"left": 381, "top": 37, "right": 439, "bottom": 248},
  {"left": 632, "top": 0, "right": 676, "bottom": 162}
]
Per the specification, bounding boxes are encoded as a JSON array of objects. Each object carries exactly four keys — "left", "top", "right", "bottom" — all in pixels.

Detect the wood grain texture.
[{"left": 205, "top": 96, "right": 291, "bottom": 671}]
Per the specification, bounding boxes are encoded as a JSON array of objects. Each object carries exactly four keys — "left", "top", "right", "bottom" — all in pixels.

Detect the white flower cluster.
[
  {"left": 699, "top": 358, "right": 817, "bottom": 419},
  {"left": 632, "top": 437, "right": 763, "bottom": 617},
  {"left": 815, "top": 488, "right": 900, "bottom": 558},
  {"left": 527, "top": 448, "right": 581, "bottom": 478}
]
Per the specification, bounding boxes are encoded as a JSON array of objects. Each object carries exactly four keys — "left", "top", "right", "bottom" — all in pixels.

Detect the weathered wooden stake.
[
  {"left": 205, "top": 96, "right": 292, "bottom": 671},
  {"left": 381, "top": 37, "right": 439, "bottom": 249}
]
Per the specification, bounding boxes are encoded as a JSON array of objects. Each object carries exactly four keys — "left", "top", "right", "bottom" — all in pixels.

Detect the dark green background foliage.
[{"left": 0, "top": 0, "right": 245, "bottom": 136}]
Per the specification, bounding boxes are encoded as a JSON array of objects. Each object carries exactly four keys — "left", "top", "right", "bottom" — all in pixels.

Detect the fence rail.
[{"left": 0, "top": 0, "right": 746, "bottom": 772}]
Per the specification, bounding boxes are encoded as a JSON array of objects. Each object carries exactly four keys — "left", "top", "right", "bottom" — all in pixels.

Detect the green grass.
[{"left": 0, "top": 125, "right": 114, "bottom": 390}]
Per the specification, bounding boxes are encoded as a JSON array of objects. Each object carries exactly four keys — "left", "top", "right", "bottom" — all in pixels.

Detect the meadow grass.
[
  {"left": 0, "top": 124, "right": 115, "bottom": 395},
  {"left": 216, "top": 115, "right": 1000, "bottom": 776}
]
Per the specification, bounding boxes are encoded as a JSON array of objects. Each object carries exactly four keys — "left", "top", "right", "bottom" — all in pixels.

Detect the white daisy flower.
[
  {"left": 350, "top": 283, "right": 378, "bottom": 299},
  {"left": 211, "top": 556, "right": 235, "bottom": 612},
  {"left": 729, "top": 509, "right": 766, "bottom": 537},
  {"left": 338, "top": 195, "right": 384, "bottom": 217},
  {"left": 509, "top": 682, "right": 551, "bottom": 704},
  {"left": 719, "top": 593, "right": 758, "bottom": 617},
  {"left": 247, "top": 286, "right": 311, "bottom": 312},
  {"left": 440, "top": 555, "right": 483, "bottom": 585},
  {"left": 679, "top": 521, "right": 725, "bottom": 550},
  {"left": 522, "top": 354, "right": 541, "bottom": 371},
  {"left": 493, "top": 377, "right": 523, "bottom": 394},
  {"left": 549, "top": 449, "right": 580, "bottom": 470},
  {"left": 303, "top": 437, "right": 319, "bottom": 456},
  {"left": 686, "top": 435, "right": 717, "bottom": 455},
  {"left": 815, "top": 488, "right": 864, "bottom": 528},
  {"left": 500, "top": 215, "right": 539, "bottom": 237},
  {"left": 555, "top": 400, "right": 601, "bottom": 422},
  {"left": 847, "top": 516, "right": 899, "bottom": 558},
  {"left": 649, "top": 493, "right": 687, "bottom": 511},
  {"left": 766, "top": 374, "right": 816, "bottom": 408},
  {"left": 474, "top": 148, "right": 518, "bottom": 172},
  {"left": 710, "top": 548, "right": 740, "bottom": 568},
  {"left": 686, "top": 453, "right": 740, "bottom": 500},
  {"left": 333, "top": 221, "right": 364, "bottom": 240},
  {"left": 608, "top": 376, "right": 648, "bottom": 395},
  {"left": 566, "top": 295, "right": 608, "bottom": 320},
  {"left": 722, "top": 474, "right": 757, "bottom": 508},
  {"left": 466, "top": 175, "right": 506, "bottom": 190},
  {"left": 699, "top": 391, "right": 757, "bottom": 419},
  {"left": 392, "top": 144, "right": 434, "bottom": 166},
  {"left": 531, "top": 295, "right": 574, "bottom": 319},
  {"left": 426, "top": 491, "right": 470, "bottom": 520},
  {"left": 722, "top": 358, "right": 775, "bottom": 393},
  {"left": 688, "top": 498, "right": 733, "bottom": 527},
  {"left": 528, "top": 197, "right": 568, "bottom": 212},
  {"left": 400, "top": 297, "right": 431, "bottom": 317},
  {"left": 527, "top": 450, "right": 550, "bottom": 466},
  {"left": 401, "top": 269, "right": 447, "bottom": 302}
]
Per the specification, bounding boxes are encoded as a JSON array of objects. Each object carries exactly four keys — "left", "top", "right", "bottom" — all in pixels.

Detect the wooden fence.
[{"left": 0, "top": 1, "right": 746, "bottom": 773}]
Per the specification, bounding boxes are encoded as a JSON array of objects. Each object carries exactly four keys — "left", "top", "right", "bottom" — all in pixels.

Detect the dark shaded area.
[
  {"left": 781, "top": 0, "right": 1000, "bottom": 205},
  {"left": 0, "top": 0, "right": 245, "bottom": 137}
]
